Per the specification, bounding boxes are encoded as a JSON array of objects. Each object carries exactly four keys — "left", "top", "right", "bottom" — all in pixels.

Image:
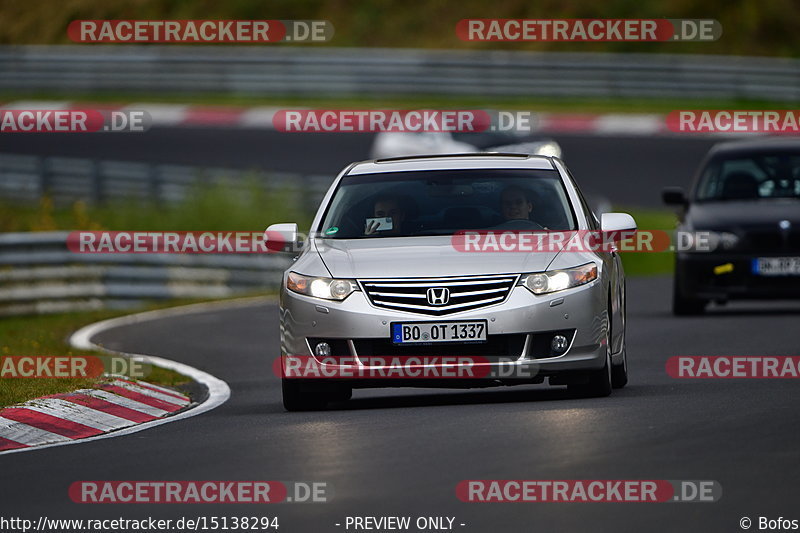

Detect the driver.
[
  {"left": 500, "top": 186, "right": 533, "bottom": 221},
  {"left": 364, "top": 196, "right": 407, "bottom": 235}
]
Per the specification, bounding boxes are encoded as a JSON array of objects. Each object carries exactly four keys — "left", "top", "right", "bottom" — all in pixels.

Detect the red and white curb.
[
  {"left": 0, "top": 298, "right": 262, "bottom": 455},
  {"left": 0, "top": 378, "right": 191, "bottom": 452}
]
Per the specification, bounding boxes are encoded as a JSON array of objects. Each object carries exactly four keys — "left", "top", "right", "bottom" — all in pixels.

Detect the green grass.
[
  {"left": 1, "top": 0, "right": 798, "bottom": 57},
  {"left": 0, "top": 307, "right": 193, "bottom": 407},
  {"left": 0, "top": 180, "right": 313, "bottom": 233},
  {"left": 1, "top": 91, "right": 795, "bottom": 115},
  {"left": 0, "top": 293, "right": 278, "bottom": 408},
  {"left": 616, "top": 207, "right": 678, "bottom": 277},
  {"left": 1, "top": 181, "right": 297, "bottom": 407}
]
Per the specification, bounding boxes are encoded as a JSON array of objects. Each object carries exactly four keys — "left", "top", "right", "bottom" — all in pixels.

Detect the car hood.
[
  {"left": 687, "top": 199, "right": 800, "bottom": 230},
  {"left": 314, "top": 236, "right": 560, "bottom": 279}
]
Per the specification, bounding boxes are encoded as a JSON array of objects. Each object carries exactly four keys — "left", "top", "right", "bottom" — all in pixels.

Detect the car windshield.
[
  {"left": 317, "top": 169, "right": 577, "bottom": 239},
  {"left": 695, "top": 152, "right": 800, "bottom": 201}
]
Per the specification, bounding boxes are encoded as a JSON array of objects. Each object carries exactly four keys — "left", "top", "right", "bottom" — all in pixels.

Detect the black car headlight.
[
  {"left": 287, "top": 272, "right": 359, "bottom": 301},
  {"left": 519, "top": 263, "right": 598, "bottom": 295},
  {"left": 678, "top": 231, "right": 740, "bottom": 252}
]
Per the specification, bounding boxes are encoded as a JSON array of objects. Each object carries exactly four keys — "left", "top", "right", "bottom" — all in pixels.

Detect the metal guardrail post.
[
  {"left": 149, "top": 164, "right": 162, "bottom": 204},
  {"left": 38, "top": 157, "right": 51, "bottom": 198},
  {"left": 91, "top": 159, "right": 104, "bottom": 203}
]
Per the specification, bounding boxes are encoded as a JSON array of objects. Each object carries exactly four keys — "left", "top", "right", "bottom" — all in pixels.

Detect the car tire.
[
  {"left": 611, "top": 290, "right": 628, "bottom": 389},
  {"left": 672, "top": 273, "right": 706, "bottom": 316},
  {"left": 328, "top": 386, "right": 353, "bottom": 403},
  {"left": 282, "top": 379, "right": 328, "bottom": 411},
  {"left": 569, "top": 351, "right": 613, "bottom": 398},
  {"left": 611, "top": 343, "right": 628, "bottom": 389}
]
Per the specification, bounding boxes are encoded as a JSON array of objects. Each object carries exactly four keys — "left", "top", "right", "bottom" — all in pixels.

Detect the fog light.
[
  {"left": 551, "top": 335, "right": 569, "bottom": 354},
  {"left": 314, "top": 342, "right": 332, "bottom": 358}
]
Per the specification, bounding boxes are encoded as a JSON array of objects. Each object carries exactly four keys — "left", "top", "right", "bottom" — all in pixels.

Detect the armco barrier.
[
  {"left": 1, "top": 46, "right": 799, "bottom": 102},
  {"left": 0, "top": 152, "right": 333, "bottom": 208},
  {"left": 0, "top": 232, "right": 292, "bottom": 316}
]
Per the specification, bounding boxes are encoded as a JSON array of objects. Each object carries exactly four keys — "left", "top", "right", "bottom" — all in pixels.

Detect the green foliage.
[
  {"left": 0, "top": 0, "right": 796, "bottom": 57},
  {"left": 0, "top": 180, "right": 313, "bottom": 233}
]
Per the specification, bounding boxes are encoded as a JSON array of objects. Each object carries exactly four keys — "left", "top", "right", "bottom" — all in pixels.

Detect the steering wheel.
[{"left": 490, "top": 219, "right": 545, "bottom": 231}]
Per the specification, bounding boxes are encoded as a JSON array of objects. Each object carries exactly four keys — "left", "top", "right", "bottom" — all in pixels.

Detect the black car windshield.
[
  {"left": 318, "top": 169, "right": 577, "bottom": 239},
  {"left": 696, "top": 152, "right": 800, "bottom": 201}
]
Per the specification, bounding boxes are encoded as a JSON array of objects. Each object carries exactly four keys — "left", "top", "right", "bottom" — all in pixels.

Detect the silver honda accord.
[{"left": 268, "top": 153, "right": 635, "bottom": 410}]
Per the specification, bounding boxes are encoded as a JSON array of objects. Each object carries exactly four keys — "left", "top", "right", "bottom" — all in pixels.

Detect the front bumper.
[
  {"left": 279, "top": 279, "right": 609, "bottom": 388},
  {"left": 677, "top": 253, "right": 800, "bottom": 301}
]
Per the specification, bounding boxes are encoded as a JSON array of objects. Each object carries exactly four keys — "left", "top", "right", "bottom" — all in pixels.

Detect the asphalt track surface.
[
  {"left": 0, "top": 128, "right": 717, "bottom": 206},
  {"left": 2, "top": 128, "right": 798, "bottom": 532},
  {"left": 2, "top": 277, "right": 800, "bottom": 532}
]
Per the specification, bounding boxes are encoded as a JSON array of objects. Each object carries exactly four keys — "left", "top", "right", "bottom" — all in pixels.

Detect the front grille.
[
  {"left": 359, "top": 274, "right": 519, "bottom": 316},
  {"left": 741, "top": 226, "right": 800, "bottom": 253}
]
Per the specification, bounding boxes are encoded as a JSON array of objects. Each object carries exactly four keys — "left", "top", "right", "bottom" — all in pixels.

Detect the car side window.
[{"left": 562, "top": 167, "right": 598, "bottom": 230}]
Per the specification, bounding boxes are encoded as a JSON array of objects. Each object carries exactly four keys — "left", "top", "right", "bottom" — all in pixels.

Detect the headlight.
[
  {"left": 519, "top": 263, "right": 598, "bottom": 295},
  {"left": 534, "top": 141, "right": 562, "bottom": 158},
  {"left": 710, "top": 231, "right": 739, "bottom": 251},
  {"left": 286, "top": 272, "right": 359, "bottom": 301},
  {"left": 678, "top": 231, "right": 739, "bottom": 252}
]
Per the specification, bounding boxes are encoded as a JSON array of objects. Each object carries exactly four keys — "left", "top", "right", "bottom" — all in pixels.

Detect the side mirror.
[
  {"left": 662, "top": 187, "right": 687, "bottom": 205},
  {"left": 264, "top": 223, "right": 301, "bottom": 253},
  {"left": 600, "top": 213, "right": 637, "bottom": 232}
]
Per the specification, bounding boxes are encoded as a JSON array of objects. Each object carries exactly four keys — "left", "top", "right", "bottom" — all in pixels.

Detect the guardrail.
[
  {"left": 0, "top": 152, "right": 333, "bottom": 209},
  {"left": 0, "top": 232, "right": 292, "bottom": 316},
  {"left": 1, "top": 45, "right": 800, "bottom": 102}
]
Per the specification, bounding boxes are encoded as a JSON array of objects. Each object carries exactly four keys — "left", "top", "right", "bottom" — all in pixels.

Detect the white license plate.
[
  {"left": 752, "top": 257, "right": 800, "bottom": 276},
  {"left": 391, "top": 321, "right": 488, "bottom": 344}
]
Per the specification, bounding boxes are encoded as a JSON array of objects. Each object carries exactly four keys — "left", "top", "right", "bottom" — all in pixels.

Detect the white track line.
[{"left": 0, "top": 297, "right": 272, "bottom": 455}]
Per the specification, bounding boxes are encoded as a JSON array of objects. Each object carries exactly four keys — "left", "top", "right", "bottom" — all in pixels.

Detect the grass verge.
[
  {"left": 0, "top": 294, "right": 274, "bottom": 408},
  {"left": 1, "top": 91, "right": 795, "bottom": 114},
  {"left": 0, "top": 180, "right": 313, "bottom": 233},
  {"left": 616, "top": 207, "right": 678, "bottom": 277},
  {"left": 0, "top": 307, "right": 186, "bottom": 407}
]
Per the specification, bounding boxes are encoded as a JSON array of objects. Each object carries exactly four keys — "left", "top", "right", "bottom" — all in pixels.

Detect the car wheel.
[
  {"left": 282, "top": 379, "right": 329, "bottom": 411},
  {"left": 611, "top": 289, "right": 628, "bottom": 389},
  {"left": 569, "top": 351, "right": 612, "bottom": 398},
  {"left": 569, "top": 311, "right": 613, "bottom": 399},
  {"left": 611, "top": 342, "right": 628, "bottom": 389},
  {"left": 328, "top": 386, "right": 353, "bottom": 403},
  {"left": 672, "top": 273, "right": 706, "bottom": 316}
]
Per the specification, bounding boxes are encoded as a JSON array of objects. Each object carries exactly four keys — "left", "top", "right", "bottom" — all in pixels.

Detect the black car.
[{"left": 663, "top": 138, "right": 800, "bottom": 315}]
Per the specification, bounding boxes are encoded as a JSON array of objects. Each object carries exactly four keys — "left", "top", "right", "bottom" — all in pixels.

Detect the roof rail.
[{"left": 374, "top": 152, "right": 532, "bottom": 163}]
